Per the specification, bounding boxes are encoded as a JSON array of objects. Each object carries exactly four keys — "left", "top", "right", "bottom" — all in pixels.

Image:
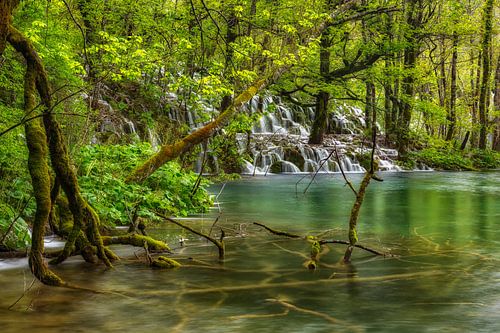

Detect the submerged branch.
[
  {"left": 155, "top": 212, "right": 225, "bottom": 260},
  {"left": 320, "top": 240, "right": 391, "bottom": 257},
  {"left": 253, "top": 222, "right": 302, "bottom": 239},
  {"left": 266, "top": 298, "right": 363, "bottom": 332},
  {"left": 137, "top": 270, "right": 445, "bottom": 296}
]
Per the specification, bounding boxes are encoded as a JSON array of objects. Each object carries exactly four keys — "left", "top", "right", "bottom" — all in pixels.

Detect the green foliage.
[
  {"left": 76, "top": 143, "right": 212, "bottom": 226},
  {"left": 0, "top": 202, "right": 31, "bottom": 251},
  {"left": 404, "top": 135, "right": 500, "bottom": 171},
  {"left": 469, "top": 149, "right": 500, "bottom": 169},
  {"left": 409, "top": 147, "right": 474, "bottom": 171}
]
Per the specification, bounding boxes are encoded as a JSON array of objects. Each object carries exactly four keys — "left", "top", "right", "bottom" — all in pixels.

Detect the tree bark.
[{"left": 220, "top": 4, "right": 239, "bottom": 111}]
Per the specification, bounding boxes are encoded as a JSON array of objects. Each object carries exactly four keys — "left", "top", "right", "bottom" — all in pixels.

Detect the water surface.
[{"left": 1, "top": 172, "right": 499, "bottom": 332}]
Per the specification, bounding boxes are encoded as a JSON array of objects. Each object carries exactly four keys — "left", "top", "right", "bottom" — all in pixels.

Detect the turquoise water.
[{"left": 0, "top": 172, "right": 499, "bottom": 332}]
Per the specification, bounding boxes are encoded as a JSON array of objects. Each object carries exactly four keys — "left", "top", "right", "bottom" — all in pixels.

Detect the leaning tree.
[{"left": 0, "top": 0, "right": 171, "bottom": 286}]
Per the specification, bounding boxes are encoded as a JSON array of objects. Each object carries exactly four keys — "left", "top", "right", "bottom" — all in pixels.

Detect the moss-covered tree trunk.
[
  {"left": 343, "top": 170, "right": 374, "bottom": 263},
  {"left": 478, "top": 0, "right": 494, "bottom": 149},
  {"left": 22, "top": 64, "right": 65, "bottom": 286}
]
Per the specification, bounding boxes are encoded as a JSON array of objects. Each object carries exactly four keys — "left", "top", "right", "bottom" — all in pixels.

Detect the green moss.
[
  {"left": 348, "top": 228, "right": 358, "bottom": 245},
  {"left": 310, "top": 240, "right": 321, "bottom": 258},
  {"left": 152, "top": 256, "right": 181, "bottom": 269},
  {"left": 102, "top": 234, "right": 171, "bottom": 252}
]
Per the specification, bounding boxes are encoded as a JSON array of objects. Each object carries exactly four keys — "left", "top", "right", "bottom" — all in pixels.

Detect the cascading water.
[{"left": 240, "top": 95, "right": 401, "bottom": 174}]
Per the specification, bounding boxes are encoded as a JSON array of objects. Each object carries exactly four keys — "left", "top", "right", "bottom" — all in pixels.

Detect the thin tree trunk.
[
  {"left": 471, "top": 50, "right": 482, "bottom": 148},
  {"left": 365, "top": 82, "right": 375, "bottom": 130},
  {"left": 446, "top": 32, "right": 458, "bottom": 141},
  {"left": 493, "top": 55, "right": 500, "bottom": 151},
  {"left": 220, "top": 5, "right": 238, "bottom": 111}
]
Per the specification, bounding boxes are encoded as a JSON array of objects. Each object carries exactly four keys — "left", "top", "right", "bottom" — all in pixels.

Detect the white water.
[{"left": 241, "top": 95, "right": 401, "bottom": 174}]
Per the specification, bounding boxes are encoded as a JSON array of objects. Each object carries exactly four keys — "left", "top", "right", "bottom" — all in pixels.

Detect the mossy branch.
[
  {"left": 126, "top": 79, "right": 265, "bottom": 183},
  {"left": 102, "top": 234, "right": 171, "bottom": 252}
]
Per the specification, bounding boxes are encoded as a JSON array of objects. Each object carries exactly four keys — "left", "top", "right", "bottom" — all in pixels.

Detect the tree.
[
  {"left": 397, "top": 0, "right": 435, "bottom": 154},
  {"left": 478, "top": 0, "right": 495, "bottom": 149},
  {"left": 493, "top": 55, "right": 500, "bottom": 151}
]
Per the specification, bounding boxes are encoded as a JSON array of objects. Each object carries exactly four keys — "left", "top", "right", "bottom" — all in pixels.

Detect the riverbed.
[{"left": 1, "top": 172, "right": 499, "bottom": 332}]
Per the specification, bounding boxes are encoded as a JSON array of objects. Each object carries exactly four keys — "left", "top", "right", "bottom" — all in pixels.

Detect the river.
[{"left": 1, "top": 171, "right": 499, "bottom": 332}]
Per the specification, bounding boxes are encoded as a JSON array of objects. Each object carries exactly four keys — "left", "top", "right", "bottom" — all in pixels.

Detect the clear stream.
[{"left": 0, "top": 172, "right": 499, "bottom": 332}]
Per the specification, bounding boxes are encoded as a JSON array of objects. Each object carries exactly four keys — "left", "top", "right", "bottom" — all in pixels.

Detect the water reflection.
[{"left": 0, "top": 172, "right": 499, "bottom": 332}]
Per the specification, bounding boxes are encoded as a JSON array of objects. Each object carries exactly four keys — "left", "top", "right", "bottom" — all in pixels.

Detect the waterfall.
[{"left": 240, "top": 95, "right": 402, "bottom": 174}]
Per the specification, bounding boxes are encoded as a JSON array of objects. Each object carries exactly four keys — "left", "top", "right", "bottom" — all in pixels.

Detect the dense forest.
[{"left": 0, "top": 0, "right": 499, "bottom": 287}]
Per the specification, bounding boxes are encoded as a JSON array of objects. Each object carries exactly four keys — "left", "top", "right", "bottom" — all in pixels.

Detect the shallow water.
[{"left": 1, "top": 172, "right": 499, "bottom": 332}]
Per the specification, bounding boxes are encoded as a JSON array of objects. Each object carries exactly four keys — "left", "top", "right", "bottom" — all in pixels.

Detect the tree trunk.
[
  {"left": 23, "top": 64, "right": 65, "bottom": 286},
  {"left": 397, "top": 0, "right": 422, "bottom": 155},
  {"left": 398, "top": 44, "right": 417, "bottom": 154},
  {"left": 470, "top": 50, "right": 482, "bottom": 148},
  {"left": 309, "top": 27, "right": 331, "bottom": 144},
  {"left": 220, "top": 5, "right": 239, "bottom": 111},
  {"left": 446, "top": 31, "right": 458, "bottom": 141},
  {"left": 6, "top": 19, "right": 116, "bottom": 282},
  {"left": 365, "top": 82, "right": 375, "bottom": 130},
  {"left": 493, "top": 55, "right": 500, "bottom": 151},
  {"left": 478, "top": 0, "right": 494, "bottom": 149}
]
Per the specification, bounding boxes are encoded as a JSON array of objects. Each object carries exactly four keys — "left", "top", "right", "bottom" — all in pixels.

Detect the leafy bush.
[
  {"left": 76, "top": 143, "right": 213, "bottom": 226},
  {"left": 469, "top": 149, "right": 500, "bottom": 169},
  {"left": 409, "top": 147, "right": 474, "bottom": 171}
]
